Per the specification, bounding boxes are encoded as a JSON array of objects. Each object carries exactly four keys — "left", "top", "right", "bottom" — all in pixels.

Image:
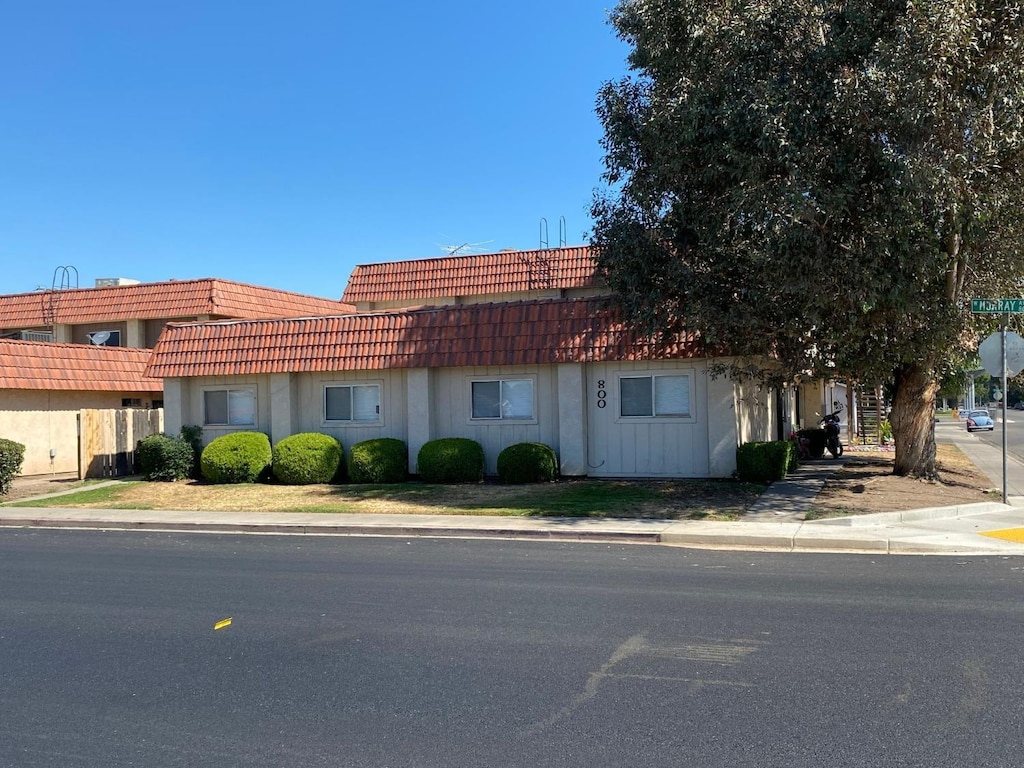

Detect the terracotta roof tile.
[
  {"left": 146, "top": 297, "right": 701, "bottom": 378},
  {"left": 0, "top": 339, "right": 162, "bottom": 392},
  {"left": 0, "top": 278, "right": 354, "bottom": 327},
  {"left": 341, "top": 246, "right": 600, "bottom": 304}
]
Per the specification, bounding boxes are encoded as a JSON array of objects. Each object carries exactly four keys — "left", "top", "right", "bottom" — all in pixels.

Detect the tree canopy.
[{"left": 591, "top": 0, "right": 1024, "bottom": 476}]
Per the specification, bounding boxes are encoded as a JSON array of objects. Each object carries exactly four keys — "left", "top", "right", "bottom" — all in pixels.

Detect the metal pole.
[{"left": 1002, "top": 317, "right": 1008, "bottom": 505}]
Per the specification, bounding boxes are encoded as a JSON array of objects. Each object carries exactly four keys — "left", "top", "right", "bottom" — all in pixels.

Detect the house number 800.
[{"left": 596, "top": 380, "right": 607, "bottom": 408}]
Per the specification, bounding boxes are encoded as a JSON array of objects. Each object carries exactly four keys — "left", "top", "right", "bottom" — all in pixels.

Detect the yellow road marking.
[
  {"left": 214, "top": 617, "right": 233, "bottom": 630},
  {"left": 980, "top": 528, "right": 1024, "bottom": 543}
]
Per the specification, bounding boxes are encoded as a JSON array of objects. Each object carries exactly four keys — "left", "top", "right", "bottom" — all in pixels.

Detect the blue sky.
[{"left": 1, "top": 1, "right": 628, "bottom": 299}]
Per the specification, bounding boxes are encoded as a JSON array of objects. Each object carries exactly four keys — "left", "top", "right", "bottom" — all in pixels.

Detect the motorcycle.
[{"left": 820, "top": 411, "right": 844, "bottom": 459}]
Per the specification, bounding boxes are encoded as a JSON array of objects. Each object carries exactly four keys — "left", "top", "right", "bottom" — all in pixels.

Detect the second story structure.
[
  {"left": 0, "top": 277, "right": 354, "bottom": 349},
  {"left": 341, "top": 245, "right": 603, "bottom": 311}
]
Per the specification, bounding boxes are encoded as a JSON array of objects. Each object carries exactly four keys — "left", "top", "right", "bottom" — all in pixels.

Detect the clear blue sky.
[{"left": 1, "top": 1, "right": 628, "bottom": 299}]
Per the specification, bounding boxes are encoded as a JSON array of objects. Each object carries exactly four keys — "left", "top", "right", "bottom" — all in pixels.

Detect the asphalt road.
[
  {"left": 3, "top": 530, "right": 1024, "bottom": 768},
  {"left": 974, "top": 407, "right": 1024, "bottom": 462}
]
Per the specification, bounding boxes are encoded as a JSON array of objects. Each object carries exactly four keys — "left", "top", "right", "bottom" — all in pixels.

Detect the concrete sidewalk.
[{"left": 2, "top": 424, "right": 1024, "bottom": 555}]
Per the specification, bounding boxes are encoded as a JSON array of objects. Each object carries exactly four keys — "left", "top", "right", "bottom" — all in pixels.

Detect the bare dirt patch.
[{"left": 812, "top": 443, "right": 995, "bottom": 515}]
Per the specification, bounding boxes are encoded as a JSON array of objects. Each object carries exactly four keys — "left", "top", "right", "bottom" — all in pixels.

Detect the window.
[
  {"left": 620, "top": 375, "right": 691, "bottom": 418},
  {"left": 87, "top": 330, "right": 121, "bottom": 347},
  {"left": 204, "top": 388, "right": 256, "bottom": 426},
  {"left": 471, "top": 379, "right": 534, "bottom": 420},
  {"left": 325, "top": 384, "right": 380, "bottom": 422},
  {"left": 121, "top": 398, "right": 142, "bottom": 407}
]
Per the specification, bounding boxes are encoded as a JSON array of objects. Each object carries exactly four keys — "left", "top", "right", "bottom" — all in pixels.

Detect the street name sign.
[{"left": 971, "top": 298, "right": 1024, "bottom": 313}]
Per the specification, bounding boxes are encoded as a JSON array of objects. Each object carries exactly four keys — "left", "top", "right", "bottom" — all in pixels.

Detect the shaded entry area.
[{"left": 78, "top": 408, "right": 163, "bottom": 479}]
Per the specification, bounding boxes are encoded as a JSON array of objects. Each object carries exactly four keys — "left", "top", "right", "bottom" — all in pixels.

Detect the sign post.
[{"left": 973, "top": 299, "right": 1024, "bottom": 504}]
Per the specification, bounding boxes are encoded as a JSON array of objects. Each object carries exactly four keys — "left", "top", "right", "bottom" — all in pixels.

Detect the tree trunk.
[{"left": 890, "top": 363, "right": 939, "bottom": 479}]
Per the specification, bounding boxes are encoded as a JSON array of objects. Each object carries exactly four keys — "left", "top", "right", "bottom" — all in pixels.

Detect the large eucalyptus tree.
[{"left": 592, "top": 0, "right": 1024, "bottom": 477}]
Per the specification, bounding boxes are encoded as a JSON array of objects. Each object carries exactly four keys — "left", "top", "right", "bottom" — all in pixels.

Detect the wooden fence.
[{"left": 78, "top": 408, "right": 164, "bottom": 479}]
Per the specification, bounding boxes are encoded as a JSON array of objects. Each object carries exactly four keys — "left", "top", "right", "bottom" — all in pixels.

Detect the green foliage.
[
  {"left": 880, "top": 419, "right": 893, "bottom": 442},
  {"left": 348, "top": 438, "right": 408, "bottom": 484},
  {"left": 0, "top": 438, "right": 26, "bottom": 496},
  {"left": 180, "top": 424, "right": 204, "bottom": 479},
  {"left": 593, "top": 0, "right": 1024, "bottom": 477},
  {"left": 496, "top": 442, "right": 558, "bottom": 484},
  {"left": 271, "top": 433, "right": 343, "bottom": 485},
  {"left": 736, "top": 441, "right": 796, "bottom": 483},
  {"left": 417, "top": 438, "right": 485, "bottom": 483},
  {"left": 200, "top": 432, "right": 272, "bottom": 484},
  {"left": 137, "top": 434, "right": 194, "bottom": 481}
]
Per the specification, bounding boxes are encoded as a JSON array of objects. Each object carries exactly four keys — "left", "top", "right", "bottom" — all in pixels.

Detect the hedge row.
[
  {"left": 142, "top": 429, "right": 560, "bottom": 486},
  {"left": 735, "top": 440, "right": 798, "bottom": 483},
  {"left": 0, "top": 438, "right": 26, "bottom": 496}
]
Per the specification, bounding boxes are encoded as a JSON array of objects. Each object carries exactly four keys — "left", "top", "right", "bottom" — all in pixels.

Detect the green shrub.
[
  {"left": 348, "top": 438, "right": 408, "bottom": 484},
  {"left": 180, "top": 424, "right": 204, "bottom": 478},
  {"left": 137, "top": 434, "right": 194, "bottom": 481},
  {"left": 200, "top": 432, "right": 272, "bottom": 484},
  {"left": 0, "top": 438, "right": 26, "bottom": 496},
  {"left": 271, "top": 433, "right": 343, "bottom": 485},
  {"left": 417, "top": 437, "right": 484, "bottom": 483},
  {"left": 497, "top": 442, "right": 558, "bottom": 484},
  {"left": 736, "top": 440, "right": 796, "bottom": 483}
]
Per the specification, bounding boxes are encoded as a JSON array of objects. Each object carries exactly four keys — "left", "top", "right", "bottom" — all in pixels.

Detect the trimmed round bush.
[
  {"left": 271, "top": 433, "right": 343, "bottom": 485},
  {"left": 496, "top": 442, "right": 558, "bottom": 484},
  {"left": 417, "top": 437, "right": 484, "bottom": 483},
  {"left": 0, "top": 437, "right": 26, "bottom": 496},
  {"left": 137, "top": 434, "right": 194, "bottom": 481},
  {"left": 200, "top": 432, "right": 272, "bottom": 484},
  {"left": 348, "top": 437, "right": 408, "bottom": 484}
]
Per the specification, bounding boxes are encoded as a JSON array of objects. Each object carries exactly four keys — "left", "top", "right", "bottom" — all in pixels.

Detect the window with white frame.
[
  {"left": 471, "top": 379, "right": 534, "bottom": 420},
  {"left": 204, "top": 388, "right": 256, "bottom": 426},
  {"left": 324, "top": 384, "right": 381, "bottom": 422},
  {"left": 619, "top": 374, "right": 691, "bottom": 418}
]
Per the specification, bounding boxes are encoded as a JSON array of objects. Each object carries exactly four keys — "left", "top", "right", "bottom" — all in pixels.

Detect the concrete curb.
[{"left": 806, "top": 501, "right": 1015, "bottom": 527}]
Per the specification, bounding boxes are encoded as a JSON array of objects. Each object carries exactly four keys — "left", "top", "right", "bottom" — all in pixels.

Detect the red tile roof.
[
  {"left": 341, "top": 245, "right": 600, "bottom": 304},
  {"left": 0, "top": 339, "right": 162, "bottom": 392},
  {"left": 145, "top": 297, "right": 701, "bottom": 378},
  {"left": 0, "top": 278, "right": 354, "bottom": 327}
]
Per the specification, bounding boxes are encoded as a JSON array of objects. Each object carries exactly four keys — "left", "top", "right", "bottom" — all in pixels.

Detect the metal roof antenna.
[
  {"left": 559, "top": 216, "right": 567, "bottom": 248},
  {"left": 438, "top": 238, "right": 494, "bottom": 256},
  {"left": 539, "top": 217, "right": 549, "bottom": 250},
  {"left": 43, "top": 265, "right": 78, "bottom": 329}
]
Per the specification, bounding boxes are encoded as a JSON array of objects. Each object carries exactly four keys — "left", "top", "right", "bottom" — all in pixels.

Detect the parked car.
[
  {"left": 966, "top": 409, "right": 995, "bottom": 431},
  {"left": 1014, "top": 402, "right": 1024, "bottom": 411}
]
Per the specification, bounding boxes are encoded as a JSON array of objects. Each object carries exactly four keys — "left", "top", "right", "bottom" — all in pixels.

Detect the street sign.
[
  {"left": 979, "top": 331, "right": 1024, "bottom": 377},
  {"left": 972, "top": 298, "right": 1024, "bottom": 313}
]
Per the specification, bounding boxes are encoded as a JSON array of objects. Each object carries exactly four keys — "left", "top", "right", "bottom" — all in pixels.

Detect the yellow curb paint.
[
  {"left": 980, "top": 528, "right": 1024, "bottom": 543},
  {"left": 214, "top": 618, "right": 233, "bottom": 631}
]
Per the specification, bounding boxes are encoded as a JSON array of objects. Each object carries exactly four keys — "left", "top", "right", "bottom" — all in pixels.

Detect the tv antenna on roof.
[{"left": 437, "top": 238, "right": 494, "bottom": 257}]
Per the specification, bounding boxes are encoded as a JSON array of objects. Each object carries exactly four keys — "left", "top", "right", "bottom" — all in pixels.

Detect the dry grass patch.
[{"left": 5, "top": 476, "right": 765, "bottom": 519}]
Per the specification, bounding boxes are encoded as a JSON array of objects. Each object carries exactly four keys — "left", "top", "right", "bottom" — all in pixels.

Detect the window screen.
[
  {"left": 471, "top": 379, "right": 533, "bottom": 420},
  {"left": 620, "top": 375, "right": 691, "bottom": 418},
  {"left": 204, "top": 389, "right": 255, "bottom": 426},
  {"left": 325, "top": 385, "right": 380, "bottom": 422}
]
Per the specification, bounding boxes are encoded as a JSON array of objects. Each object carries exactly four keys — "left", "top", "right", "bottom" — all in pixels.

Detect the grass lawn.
[{"left": 3, "top": 477, "right": 766, "bottom": 521}]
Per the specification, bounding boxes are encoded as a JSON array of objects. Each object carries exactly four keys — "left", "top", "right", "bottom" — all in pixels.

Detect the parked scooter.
[{"left": 820, "top": 411, "right": 844, "bottom": 459}]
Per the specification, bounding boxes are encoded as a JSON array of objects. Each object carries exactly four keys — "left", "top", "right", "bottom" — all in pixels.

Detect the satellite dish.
[{"left": 89, "top": 331, "right": 111, "bottom": 346}]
